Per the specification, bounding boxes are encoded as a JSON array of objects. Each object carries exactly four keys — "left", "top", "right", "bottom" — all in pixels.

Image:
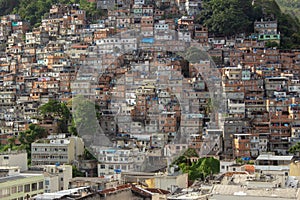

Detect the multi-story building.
[
  {"left": 31, "top": 135, "right": 84, "bottom": 166},
  {"left": 41, "top": 164, "right": 72, "bottom": 193},
  {"left": 254, "top": 19, "right": 280, "bottom": 44},
  {"left": 97, "top": 148, "right": 146, "bottom": 176},
  {"left": 0, "top": 151, "right": 28, "bottom": 172},
  {"left": 0, "top": 167, "right": 44, "bottom": 200},
  {"left": 194, "top": 25, "right": 208, "bottom": 45}
]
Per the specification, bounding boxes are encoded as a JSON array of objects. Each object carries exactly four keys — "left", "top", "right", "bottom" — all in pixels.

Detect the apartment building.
[
  {"left": 31, "top": 135, "right": 84, "bottom": 166},
  {"left": 254, "top": 19, "right": 280, "bottom": 44},
  {"left": 194, "top": 25, "right": 208, "bottom": 45},
  {"left": 97, "top": 148, "right": 146, "bottom": 176},
  {"left": 0, "top": 151, "right": 28, "bottom": 171},
  {"left": 0, "top": 167, "right": 44, "bottom": 200},
  {"left": 40, "top": 164, "right": 72, "bottom": 193}
]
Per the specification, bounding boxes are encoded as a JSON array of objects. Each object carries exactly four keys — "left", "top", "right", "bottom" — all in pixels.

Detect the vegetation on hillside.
[
  {"left": 199, "top": 0, "right": 300, "bottom": 49},
  {"left": 39, "top": 99, "right": 71, "bottom": 133},
  {"left": 17, "top": 124, "right": 47, "bottom": 165},
  {"left": 172, "top": 148, "right": 220, "bottom": 180},
  {"left": 0, "top": 0, "right": 102, "bottom": 27},
  {"left": 0, "top": 0, "right": 19, "bottom": 16},
  {"left": 276, "top": 0, "right": 300, "bottom": 20},
  {"left": 256, "top": 0, "right": 300, "bottom": 49},
  {"left": 289, "top": 142, "right": 300, "bottom": 154},
  {"left": 198, "top": 0, "right": 260, "bottom": 36}
]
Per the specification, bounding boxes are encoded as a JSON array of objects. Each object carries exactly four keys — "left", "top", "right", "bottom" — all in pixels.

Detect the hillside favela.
[{"left": 1, "top": 0, "right": 300, "bottom": 199}]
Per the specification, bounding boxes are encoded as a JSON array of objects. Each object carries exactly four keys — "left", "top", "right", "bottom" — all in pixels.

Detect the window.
[
  {"left": 31, "top": 183, "right": 37, "bottom": 191},
  {"left": 3, "top": 156, "right": 9, "bottom": 160},
  {"left": 24, "top": 184, "right": 30, "bottom": 192},
  {"left": 38, "top": 182, "right": 43, "bottom": 190},
  {"left": 285, "top": 172, "right": 288, "bottom": 176},
  {"left": 0, "top": 188, "right": 10, "bottom": 198},
  {"left": 11, "top": 186, "right": 17, "bottom": 194},
  {"left": 18, "top": 185, "right": 23, "bottom": 193},
  {"left": 45, "top": 180, "right": 50, "bottom": 186}
]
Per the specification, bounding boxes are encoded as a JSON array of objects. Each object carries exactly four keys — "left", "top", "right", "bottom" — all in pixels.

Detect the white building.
[
  {"left": 42, "top": 164, "right": 72, "bottom": 193},
  {"left": 220, "top": 160, "right": 236, "bottom": 173},
  {"left": 97, "top": 148, "right": 146, "bottom": 176},
  {"left": 31, "top": 135, "right": 84, "bottom": 166},
  {"left": 0, "top": 166, "right": 44, "bottom": 200},
  {"left": 0, "top": 151, "right": 28, "bottom": 171},
  {"left": 255, "top": 154, "right": 293, "bottom": 173}
]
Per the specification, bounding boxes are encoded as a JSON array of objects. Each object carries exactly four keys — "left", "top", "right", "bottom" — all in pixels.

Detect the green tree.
[
  {"left": 68, "top": 119, "right": 78, "bottom": 136},
  {"left": 0, "top": 0, "right": 20, "bottom": 15},
  {"left": 18, "top": 124, "right": 47, "bottom": 164},
  {"left": 19, "top": 124, "right": 47, "bottom": 144},
  {"left": 183, "top": 148, "right": 199, "bottom": 158},
  {"left": 82, "top": 148, "right": 97, "bottom": 160},
  {"left": 39, "top": 100, "right": 70, "bottom": 119},
  {"left": 265, "top": 41, "right": 279, "bottom": 48},
  {"left": 7, "top": 136, "right": 16, "bottom": 149},
  {"left": 79, "top": 0, "right": 103, "bottom": 23},
  {"left": 188, "top": 157, "right": 220, "bottom": 180},
  {"left": 72, "top": 165, "right": 85, "bottom": 177},
  {"left": 3, "top": 0, "right": 103, "bottom": 27},
  {"left": 172, "top": 148, "right": 199, "bottom": 166},
  {"left": 173, "top": 154, "right": 220, "bottom": 181},
  {"left": 199, "top": 0, "right": 253, "bottom": 36},
  {"left": 39, "top": 100, "right": 71, "bottom": 132},
  {"left": 289, "top": 142, "right": 300, "bottom": 154}
]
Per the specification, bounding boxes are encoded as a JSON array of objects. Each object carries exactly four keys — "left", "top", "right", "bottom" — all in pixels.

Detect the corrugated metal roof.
[{"left": 256, "top": 154, "right": 293, "bottom": 161}]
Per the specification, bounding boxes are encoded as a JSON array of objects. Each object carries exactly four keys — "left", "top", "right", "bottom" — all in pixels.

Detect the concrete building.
[
  {"left": 0, "top": 150, "right": 28, "bottom": 171},
  {"left": 148, "top": 173, "right": 188, "bottom": 191},
  {"left": 255, "top": 153, "right": 293, "bottom": 174},
  {"left": 31, "top": 135, "right": 84, "bottom": 166},
  {"left": 0, "top": 167, "right": 44, "bottom": 200},
  {"left": 254, "top": 19, "right": 280, "bottom": 44},
  {"left": 97, "top": 148, "right": 146, "bottom": 176},
  {"left": 122, "top": 172, "right": 188, "bottom": 191},
  {"left": 69, "top": 175, "right": 121, "bottom": 191},
  {"left": 220, "top": 160, "right": 236, "bottom": 173},
  {"left": 40, "top": 164, "right": 72, "bottom": 193}
]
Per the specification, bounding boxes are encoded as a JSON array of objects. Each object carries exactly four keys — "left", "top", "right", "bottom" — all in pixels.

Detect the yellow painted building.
[
  {"left": 290, "top": 161, "right": 300, "bottom": 176},
  {"left": 0, "top": 174, "right": 44, "bottom": 200},
  {"left": 145, "top": 173, "right": 188, "bottom": 190}
]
